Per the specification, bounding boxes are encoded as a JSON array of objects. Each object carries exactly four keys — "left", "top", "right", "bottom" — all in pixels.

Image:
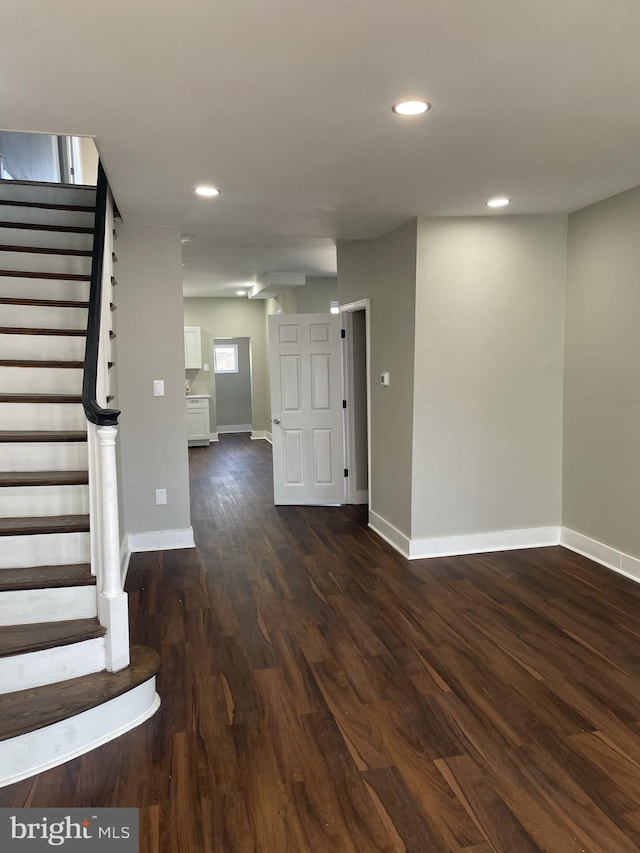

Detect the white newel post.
[{"left": 96, "top": 424, "right": 130, "bottom": 672}]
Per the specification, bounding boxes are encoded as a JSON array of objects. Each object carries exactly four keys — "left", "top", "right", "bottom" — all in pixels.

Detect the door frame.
[
  {"left": 340, "top": 299, "right": 371, "bottom": 506},
  {"left": 212, "top": 335, "right": 254, "bottom": 435}
]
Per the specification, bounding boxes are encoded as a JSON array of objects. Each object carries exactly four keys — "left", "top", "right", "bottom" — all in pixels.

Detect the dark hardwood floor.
[{"left": 4, "top": 433, "right": 640, "bottom": 851}]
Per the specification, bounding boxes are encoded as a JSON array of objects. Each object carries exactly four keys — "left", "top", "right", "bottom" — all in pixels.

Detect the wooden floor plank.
[{"left": 3, "top": 434, "right": 640, "bottom": 852}]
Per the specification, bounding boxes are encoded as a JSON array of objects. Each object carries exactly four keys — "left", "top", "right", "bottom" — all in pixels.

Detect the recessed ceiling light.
[
  {"left": 236, "top": 290, "right": 246, "bottom": 296},
  {"left": 195, "top": 185, "right": 220, "bottom": 197},
  {"left": 487, "top": 197, "right": 511, "bottom": 208},
  {"left": 392, "top": 100, "right": 431, "bottom": 116}
]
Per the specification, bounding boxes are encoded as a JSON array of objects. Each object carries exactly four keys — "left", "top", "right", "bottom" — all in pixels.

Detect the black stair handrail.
[{"left": 82, "top": 162, "right": 120, "bottom": 426}]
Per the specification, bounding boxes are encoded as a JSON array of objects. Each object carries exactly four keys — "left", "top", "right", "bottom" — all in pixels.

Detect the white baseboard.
[
  {"left": 265, "top": 431, "right": 272, "bottom": 444},
  {"left": 127, "top": 527, "right": 195, "bottom": 553},
  {"left": 369, "top": 511, "right": 560, "bottom": 560},
  {"left": 209, "top": 432, "right": 219, "bottom": 442},
  {"left": 368, "top": 511, "right": 411, "bottom": 557},
  {"left": 408, "top": 526, "right": 561, "bottom": 559},
  {"left": 217, "top": 424, "right": 252, "bottom": 434},
  {"left": 250, "top": 430, "right": 272, "bottom": 441},
  {"left": 561, "top": 527, "right": 640, "bottom": 583}
]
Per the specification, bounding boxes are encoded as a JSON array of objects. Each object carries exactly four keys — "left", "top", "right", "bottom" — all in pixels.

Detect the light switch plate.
[
  {"left": 152, "top": 379, "right": 165, "bottom": 396},
  {"left": 155, "top": 488, "right": 167, "bottom": 505}
]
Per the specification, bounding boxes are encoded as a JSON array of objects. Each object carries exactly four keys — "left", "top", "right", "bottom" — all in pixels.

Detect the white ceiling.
[{"left": 3, "top": 0, "right": 640, "bottom": 296}]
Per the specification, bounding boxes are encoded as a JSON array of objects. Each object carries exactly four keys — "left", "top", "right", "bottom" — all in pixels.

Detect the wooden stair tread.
[
  {"left": 0, "top": 514, "right": 89, "bottom": 536},
  {"left": 0, "top": 430, "right": 87, "bottom": 443},
  {"left": 0, "top": 563, "right": 93, "bottom": 592},
  {"left": 0, "top": 221, "right": 93, "bottom": 235},
  {"left": 0, "top": 200, "right": 94, "bottom": 214},
  {"left": 0, "top": 244, "right": 92, "bottom": 257},
  {"left": 0, "top": 646, "right": 160, "bottom": 741},
  {"left": 0, "top": 359, "right": 84, "bottom": 368},
  {"left": 0, "top": 269, "right": 90, "bottom": 281},
  {"left": 0, "top": 296, "right": 88, "bottom": 308},
  {"left": 0, "top": 470, "right": 88, "bottom": 487},
  {"left": 0, "top": 617, "right": 103, "bottom": 659},
  {"left": 0, "top": 326, "right": 86, "bottom": 336},
  {"left": 0, "top": 179, "right": 96, "bottom": 191},
  {"left": 0, "top": 392, "right": 82, "bottom": 403}
]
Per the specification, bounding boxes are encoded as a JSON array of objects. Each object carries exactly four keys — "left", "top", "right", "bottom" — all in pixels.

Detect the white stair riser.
[
  {"left": 0, "top": 250, "right": 91, "bottom": 276},
  {"left": 0, "top": 637, "right": 104, "bottom": 693},
  {"left": 0, "top": 335, "right": 85, "bottom": 360},
  {"left": 0, "top": 442, "right": 87, "bottom": 472},
  {"left": 0, "top": 366, "right": 83, "bottom": 395},
  {"left": 0, "top": 276, "right": 89, "bottom": 301},
  {"left": 0, "top": 584, "right": 96, "bottom": 625},
  {"left": 0, "top": 205, "right": 94, "bottom": 229},
  {"left": 0, "top": 402, "right": 85, "bottom": 431},
  {"left": 0, "top": 484, "right": 89, "bottom": 517},
  {"left": 0, "top": 679, "right": 160, "bottom": 789},
  {"left": 0, "top": 227, "right": 93, "bottom": 252},
  {"left": 0, "top": 531, "right": 90, "bottom": 569},
  {"left": 0, "top": 303, "right": 87, "bottom": 330},
  {"left": 0, "top": 184, "right": 96, "bottom": 207}
]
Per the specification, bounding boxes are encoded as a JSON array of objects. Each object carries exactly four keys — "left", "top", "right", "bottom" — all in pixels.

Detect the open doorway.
[
  {"left": 213, "top": 337, "right": 253, "bottom": 434},
  {"left": 342, "top": 300, "right": 370, "bottom": 505}
]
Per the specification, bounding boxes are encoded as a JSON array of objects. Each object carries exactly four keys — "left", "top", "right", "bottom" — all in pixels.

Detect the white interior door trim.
[{"left": 340, "top": 298, "right": 372, "bottom": 508}]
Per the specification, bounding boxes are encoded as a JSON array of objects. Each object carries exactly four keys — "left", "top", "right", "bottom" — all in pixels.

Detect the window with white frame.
[{"left": 214, "top": 343, "right": 239, "bottom": 373}]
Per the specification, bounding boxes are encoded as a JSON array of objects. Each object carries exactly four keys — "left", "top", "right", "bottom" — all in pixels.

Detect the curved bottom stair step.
[
  {"left": 0, "top": 646, "right": 161, "bottom": 788},
  {"left": 0, "top": 646, "right": 160, "bottom": 741}
]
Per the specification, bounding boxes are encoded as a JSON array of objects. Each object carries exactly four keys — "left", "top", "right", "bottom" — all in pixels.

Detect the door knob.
[{"left": 273, "top": 417, "right": 281, "bottom": 425}]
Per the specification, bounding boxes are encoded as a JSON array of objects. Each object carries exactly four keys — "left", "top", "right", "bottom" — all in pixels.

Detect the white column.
[{"left": 96, "top": 424, "right": 130, "bottom": 672}]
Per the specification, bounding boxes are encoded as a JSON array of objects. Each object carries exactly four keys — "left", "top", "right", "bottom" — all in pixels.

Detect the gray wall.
[
  {"left": 214, "top": 337, "right": 252, "bottom": 428},
  {"left": 183, "top": 298, "right": 270, "bottom": 432},
  {"left": 338, "top": 219, "right": 417, "bottom": 537},
  {"left": 114, "top": 222, "right": 191, "bottom": 537},
  {"left": 564, "top": 186, "right": 640, "bottom": 558},
  {"left": 412, "top": 215, "right": 567, "bottom": 539},
  {"left": 296, "top": 277, "right": 338, "bottom": 313}
]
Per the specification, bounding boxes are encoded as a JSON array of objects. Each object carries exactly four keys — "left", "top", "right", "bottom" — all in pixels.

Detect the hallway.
[{"left": 4, "top": 434, "right": 640, "bottom": 851}]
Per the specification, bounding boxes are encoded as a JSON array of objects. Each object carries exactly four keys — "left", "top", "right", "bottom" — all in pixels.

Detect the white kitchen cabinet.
[
  {"left": 186, "top": 395, "right": 210, "bottom": 446},
  {"left": 184, "top": 326, "right": 202, "bottom": 369}
]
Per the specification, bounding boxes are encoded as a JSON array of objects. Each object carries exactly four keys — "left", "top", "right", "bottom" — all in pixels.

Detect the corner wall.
[
  {"left": 337, "top": 220, "right": 417, "bottom": 543},
  {"left": 564, "top": 186, "right": 640, "bottom": 565},
  {"left": 410, "top": 215, "right": 567, "bottom": 554}
]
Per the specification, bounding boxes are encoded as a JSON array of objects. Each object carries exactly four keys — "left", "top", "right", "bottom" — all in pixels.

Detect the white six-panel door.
[{"left": 268, "top": 313, "right": 344, "bottom": 505}]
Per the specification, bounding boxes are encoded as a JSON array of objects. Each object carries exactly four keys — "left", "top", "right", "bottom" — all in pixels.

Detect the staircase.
[{"left": 0, "top": 176, "right": 160, "bottom": 788}]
